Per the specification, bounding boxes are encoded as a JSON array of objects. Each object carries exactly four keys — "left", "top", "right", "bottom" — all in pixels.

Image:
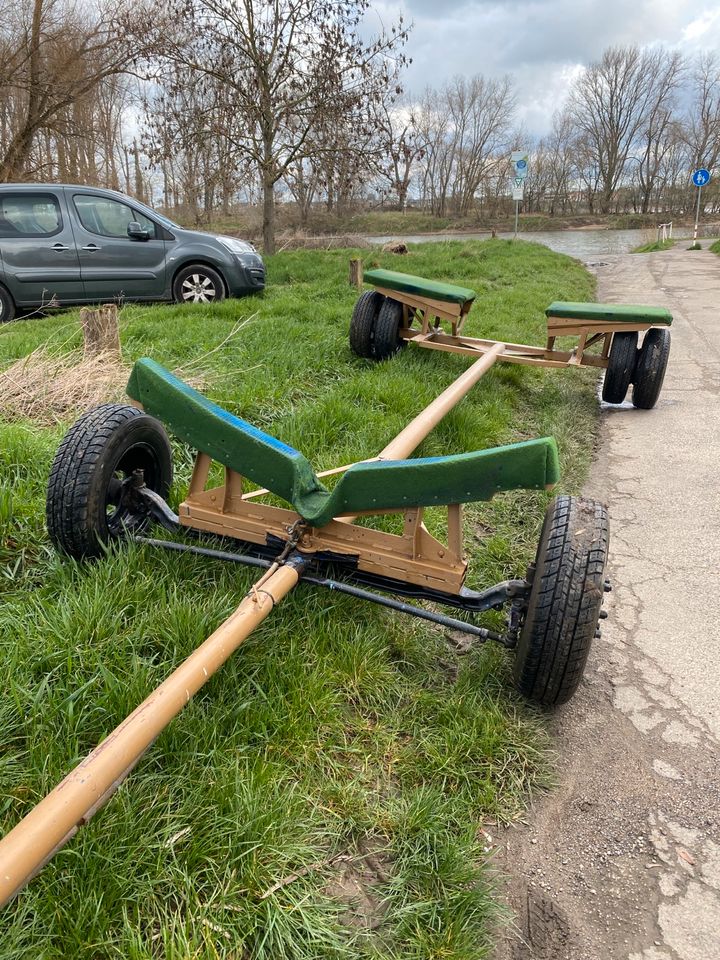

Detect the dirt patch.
[{"left": 324, "top": 838, "right": 392, "bottom": 932}]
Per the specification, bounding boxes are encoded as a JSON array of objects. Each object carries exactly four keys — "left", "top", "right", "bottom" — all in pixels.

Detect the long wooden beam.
[
  {"left": 0, "top": 559, "right": 306, "bottom": 908},
  {"left": 378, "top": 342, "right": 505, "bottom": 461}
]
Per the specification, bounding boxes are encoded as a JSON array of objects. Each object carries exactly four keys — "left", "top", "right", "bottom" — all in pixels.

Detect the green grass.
[
  {"left": 631, "top": 238, "right": 676, "bottom": 253},
  {"left": 709, "top": 239, "right": 720, "bottom": 254},
  {"left": 0, "top": 240, "right": 597, "bottom": 958}
]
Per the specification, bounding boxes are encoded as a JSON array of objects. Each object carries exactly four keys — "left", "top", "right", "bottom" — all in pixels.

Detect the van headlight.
[{"left": 217, "top": 236, "right": 256, "bottom": 255}]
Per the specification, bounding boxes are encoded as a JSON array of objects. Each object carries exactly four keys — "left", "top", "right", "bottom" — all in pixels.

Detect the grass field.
[
  {"left": 631, "top": 238, "right": 676, "bottom": 253},
  {"left": 0, "top": 240, "right": 596, "bottom": 959}
]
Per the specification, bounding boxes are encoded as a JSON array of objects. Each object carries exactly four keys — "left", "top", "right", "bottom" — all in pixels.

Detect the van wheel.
[
  {"left": 0, "top": 285, "right": 16, "bottom": 323},
  {"left": 173, "top": 265, "right": 226, "bottom": 304}
]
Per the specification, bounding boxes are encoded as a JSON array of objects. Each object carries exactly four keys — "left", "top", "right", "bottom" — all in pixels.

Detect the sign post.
[
  {"left": 691, "top": 168, "right": 711, "bottom": 247},
  {"left": 511, "top": 151, "right": 528, "bottom": 240}
]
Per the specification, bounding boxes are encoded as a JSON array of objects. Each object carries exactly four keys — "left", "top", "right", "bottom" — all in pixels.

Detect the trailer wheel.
[
  {"left": 602, "top": 331, "right": 638, "bottom": 403},
  {"left": 632, "top": 328, "right": 671, "bottom": 410},
  {"left": 373, "top": 298, "right": 405, "bottom": 361},
  {"left": 47, "top": 403, "right": 172, "bottom": 559},
  {"left": 513, "top": 495, "right": 609, "bottom": 707},
  {"left": 349, "top": 291, "right": 384, "bottom": 358}
]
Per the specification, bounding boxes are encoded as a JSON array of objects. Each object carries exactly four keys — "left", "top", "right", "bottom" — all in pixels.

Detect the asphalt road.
[{"left": 496, "top": 243, "right": 720, "bottom": 960}]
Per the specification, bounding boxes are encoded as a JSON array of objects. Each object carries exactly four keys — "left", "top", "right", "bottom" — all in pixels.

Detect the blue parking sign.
[{"left": 692, "top": 168, "right": 711, "bottom": 187}]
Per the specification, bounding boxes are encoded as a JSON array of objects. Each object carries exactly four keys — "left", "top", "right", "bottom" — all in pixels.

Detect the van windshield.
[{"left": 132, "top": 200, "right": 180, "bottom": 230}]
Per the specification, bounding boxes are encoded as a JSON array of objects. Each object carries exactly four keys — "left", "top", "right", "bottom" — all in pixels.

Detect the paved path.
[{"left": 496, "top": 245, "right": 720, "bottom": 960}]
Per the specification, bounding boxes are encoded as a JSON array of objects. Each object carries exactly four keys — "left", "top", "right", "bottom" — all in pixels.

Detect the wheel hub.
[{"left": 181, "top": 274, "right": 216, "bottom": 303}]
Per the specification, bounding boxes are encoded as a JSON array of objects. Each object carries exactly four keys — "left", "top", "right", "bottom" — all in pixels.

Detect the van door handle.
[
  {"left": 52, "top": 243, "right": 71, "bottom": 251},
  {"left": 82, "top": 244, "right": 101, "bottom": 251}
]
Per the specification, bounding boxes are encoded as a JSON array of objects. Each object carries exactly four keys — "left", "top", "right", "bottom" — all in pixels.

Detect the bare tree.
[
  {"left": 568, "top": 46, "right": 666, "bottom": 213},
  {"left": 152, "top": 0, "right": 409, "bottom": 252},
  {"left": 448, "top": 75, "right": 515, "bottom": 216},
  {"left": 141, "top": 65, "right": 248, "bottom": 222},
  {"left": 679, "top": 53, "right": 720, "bottom": 211},
  {"left": 0, "top": 0, "right": 164, "bottom": 181},
  {"left": 544, "top": 112, "right": 578, "bottom": 215},
  {"left": 633, "top": 50, "right": 685, "bottom": 213},
  {"left": 415, "top": 89, "right": 454, "bottom": 216},
  {"left": 414, "top": 76, "right": 515, "bottom": 217},
  {"left": 375, "top": 100, "right": 425, "bottom": 212}
]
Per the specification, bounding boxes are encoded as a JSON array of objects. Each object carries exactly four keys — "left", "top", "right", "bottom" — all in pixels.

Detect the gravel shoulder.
[{"left": 494, "top": 244, "right": 720, "bottom": 960}]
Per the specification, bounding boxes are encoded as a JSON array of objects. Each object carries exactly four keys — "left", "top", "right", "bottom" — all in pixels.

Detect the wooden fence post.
[
  {"left": 80, "top": 304, "right": 121, "bottom": 359},
  {"left": 349, "top": 258, "right": 363, "bottom": 289}
]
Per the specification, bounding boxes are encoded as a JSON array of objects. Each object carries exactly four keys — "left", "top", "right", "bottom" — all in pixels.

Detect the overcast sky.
[{"left": 369, "top": 0, "right": 720, "bottom": 135}]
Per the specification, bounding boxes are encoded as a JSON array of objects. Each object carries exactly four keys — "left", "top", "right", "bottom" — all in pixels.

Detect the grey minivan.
[{"left": 0, "top": 184, "right": 265, "bottom": 322}]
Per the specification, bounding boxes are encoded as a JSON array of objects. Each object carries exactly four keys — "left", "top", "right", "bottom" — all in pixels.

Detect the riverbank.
[{"left": 176, "top": 208, "right": 710, "bottom": 245}]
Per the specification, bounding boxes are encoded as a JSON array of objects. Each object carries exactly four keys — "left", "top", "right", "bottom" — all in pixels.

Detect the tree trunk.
[
  {"left": 263, "top": 176, "right": 276, "bottom": 254},
  {"left": 398, "top": 183, "right": 408, "bottom": 212},
  {"left": 0, "top": 130, "right": 37, "bottom": 180},
  {"left": 133, "top": 140, "right": 144, "bottom": 203}
]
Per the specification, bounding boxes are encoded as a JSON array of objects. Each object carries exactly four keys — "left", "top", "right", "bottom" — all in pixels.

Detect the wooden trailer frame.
[
  {"left": 363, "top": 268, "right": 673, "bottom": 374},
  {"left": 127, "top": 349, "right": 558, "bottom": 599},
  {"left": 0, "top": 347, "right": 576, "bottom": 906}
]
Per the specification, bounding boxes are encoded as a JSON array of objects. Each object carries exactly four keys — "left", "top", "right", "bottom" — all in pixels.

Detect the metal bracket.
[
  {"left": 118, "top": 476, "right": 181, "bottom": 533},
  {"left": 133, "top": 533, "right": 526, "bottom": 647},
  {"left": 129, "top": 483, "right": 530, "bottom": 647}
]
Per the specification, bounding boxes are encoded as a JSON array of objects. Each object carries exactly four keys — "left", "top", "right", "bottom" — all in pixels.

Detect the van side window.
[
  {"left": 0, "top": 194, "right": 62, "bottom": 237},
  {"left": 73, "top": 195, "right": 157, "bottom": 240}
]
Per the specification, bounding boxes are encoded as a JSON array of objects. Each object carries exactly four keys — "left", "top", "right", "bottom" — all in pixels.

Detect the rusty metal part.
[{"left": 135, "top": 532, "right": 530, "bottom": 621}]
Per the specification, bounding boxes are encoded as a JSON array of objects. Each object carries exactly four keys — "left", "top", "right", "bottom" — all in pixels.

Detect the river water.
[{"left": 365, "top": 228, "right": 692, "bottom": 260}]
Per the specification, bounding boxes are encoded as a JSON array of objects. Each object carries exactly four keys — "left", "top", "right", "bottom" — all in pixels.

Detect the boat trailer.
[{"left": 0, "top": 267, "right": 675, "bottom": 906}]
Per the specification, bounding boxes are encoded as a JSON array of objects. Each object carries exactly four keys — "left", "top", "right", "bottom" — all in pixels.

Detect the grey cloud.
[{"left": 374, "top": 0, "right": 714, "bottom": 135}]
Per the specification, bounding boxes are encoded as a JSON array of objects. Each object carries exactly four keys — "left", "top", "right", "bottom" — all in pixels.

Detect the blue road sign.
[{"left": 692, "top": 168, "right": 711, "bottom": 187}]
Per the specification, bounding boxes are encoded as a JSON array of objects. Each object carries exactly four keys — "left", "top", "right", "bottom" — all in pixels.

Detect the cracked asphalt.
[{"left": 495, "top": 243, "right": 720, "bottom": 960}]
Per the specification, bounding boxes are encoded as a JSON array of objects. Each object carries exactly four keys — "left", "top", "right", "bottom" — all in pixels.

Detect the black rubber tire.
[
  {"left": 0, "top": 284, "right": 16, "bottom": 323},
  {"left": 46, "top": 403, "right": 172, "bottom": 559},
  {"left": 602, "top": 331, "right": 638, "bottom": 403},
  {"left": 172, "top": 264, "right": 226, "bottom": 304},
  {"left": 513, "top": 495, "right": 609, "bottom": 707},
  {"left": 632, "top": 328, "right": 671, "bottom": 410},
  {"left": 373, "top": 298, "right": 405, "bottom": 361},
  {"left": 349, "top": 291, "right": 384, "bottom": 357}
]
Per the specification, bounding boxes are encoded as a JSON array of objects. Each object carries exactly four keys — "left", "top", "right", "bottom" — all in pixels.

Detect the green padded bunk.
[
  {"left": 546, "top": 301, "right": 673, "bottom": 325},
  {"left": 364, "top": 269, "right": 476, "bottom": 306},
  {"left": 127, "top": 358, "right": 560, "bottom": 528}
]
